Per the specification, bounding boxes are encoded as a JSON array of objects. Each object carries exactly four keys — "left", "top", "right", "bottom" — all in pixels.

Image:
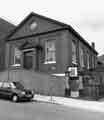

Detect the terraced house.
[{"left": 0, "top": 12, "right": 98, "bottom": 97}]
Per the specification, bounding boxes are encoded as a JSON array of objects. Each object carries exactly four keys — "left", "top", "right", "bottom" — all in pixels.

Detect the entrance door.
[
  {"left": 23, "top": 48, "right": 39, "bottom": 71},
  {"left": 23, "top": 51, "right": 33, "bottom": 69}
]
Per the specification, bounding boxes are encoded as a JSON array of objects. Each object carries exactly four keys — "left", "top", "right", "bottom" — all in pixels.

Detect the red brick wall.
[{"left": 8, "top": 29, "right": 97, "bottom": 74}]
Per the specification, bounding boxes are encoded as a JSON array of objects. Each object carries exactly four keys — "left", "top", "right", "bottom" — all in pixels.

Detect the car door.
[{"left": 1, "top": 82, "right": 12, "bottom": 98}]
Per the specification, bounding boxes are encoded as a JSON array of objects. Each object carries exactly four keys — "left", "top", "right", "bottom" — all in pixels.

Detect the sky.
[{"left": 0, "top": 0, "right": 104, "bottom": 55}]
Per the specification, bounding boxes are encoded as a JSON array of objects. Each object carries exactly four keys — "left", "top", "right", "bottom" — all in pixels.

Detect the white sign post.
[
  {"left": 67, "top": 67, "right": 79, "bottom": 98},
  {"left": 68, "top": 67, "right": 78, "bottom": 77}
]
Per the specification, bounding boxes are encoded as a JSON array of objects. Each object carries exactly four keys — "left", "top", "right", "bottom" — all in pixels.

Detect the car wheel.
[{"left": 12, "top": 95, "right": 18, "bottom": 102}]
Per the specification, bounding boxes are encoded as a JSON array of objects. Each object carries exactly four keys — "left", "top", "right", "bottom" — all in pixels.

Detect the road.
[{"left": 0, "top": 99, "right": 104, "bottom": 120}]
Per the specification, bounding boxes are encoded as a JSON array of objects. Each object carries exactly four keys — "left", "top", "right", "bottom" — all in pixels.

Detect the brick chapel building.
[{"left": 0, "top": 12, "right": 99, "bottom": 97}]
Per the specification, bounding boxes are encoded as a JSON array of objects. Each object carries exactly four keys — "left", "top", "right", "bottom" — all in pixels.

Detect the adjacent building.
[{"left": 0, "top": 18, "right": 15, "bottom": 70}]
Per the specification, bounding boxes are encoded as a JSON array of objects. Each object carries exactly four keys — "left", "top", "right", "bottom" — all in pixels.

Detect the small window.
[{"left": 45, "top": 40, "right": 56, "bottom": 64}]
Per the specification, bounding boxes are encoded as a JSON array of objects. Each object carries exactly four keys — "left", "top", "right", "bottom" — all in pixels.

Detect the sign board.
[{"left": 68, "top": 67, "right": 78, "bottom": 77}]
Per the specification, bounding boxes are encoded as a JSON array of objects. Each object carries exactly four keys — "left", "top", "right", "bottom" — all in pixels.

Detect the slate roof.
[{"left": 0, "top": 18, "right": 15, "bottom": 38}]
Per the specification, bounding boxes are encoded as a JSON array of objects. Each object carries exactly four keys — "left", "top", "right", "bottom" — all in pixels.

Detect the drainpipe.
[{"left": 7, "top": 43, "right": 10, "bottom": 81}]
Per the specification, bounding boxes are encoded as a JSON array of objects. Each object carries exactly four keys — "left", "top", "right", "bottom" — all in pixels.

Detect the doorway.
[{"left": 23, "top": 49, "right": 37, "bottom": 70}]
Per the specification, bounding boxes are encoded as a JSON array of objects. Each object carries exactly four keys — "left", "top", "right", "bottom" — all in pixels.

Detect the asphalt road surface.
[{"left": 0, "top": 99, "right": 104, "bottom": 120}]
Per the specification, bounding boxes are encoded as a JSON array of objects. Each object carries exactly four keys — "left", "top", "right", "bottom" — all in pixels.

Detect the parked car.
[{"left": 0, "top": 81, "right": 34, "bottom": 102}]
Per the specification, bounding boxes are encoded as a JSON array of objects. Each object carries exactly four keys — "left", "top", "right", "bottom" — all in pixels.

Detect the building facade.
[
  {"left": 5, "top": 12, "right": 98, "bottom": 97},
  {"left": 6, "top": 12, "right": 98, "bottom": 73},
  {"left": 0, "top": 18, "right": 15, "bottom": 70}
]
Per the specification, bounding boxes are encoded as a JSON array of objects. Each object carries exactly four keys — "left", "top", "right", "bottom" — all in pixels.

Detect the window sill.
[
  {"left": 12, "top": 64, "right": 21, "bottom": 67},
  {"left": 72, "top": 62, "right": 77, "bottom": 65},
  {"left": 52, "top": 73, "right": 65, "bottom": 77},
  {"left": 44, "top": 61, "right": 56, "bottom": 64}
]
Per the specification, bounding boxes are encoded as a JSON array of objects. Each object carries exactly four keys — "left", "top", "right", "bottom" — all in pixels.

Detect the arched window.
[
  {"left": 45, "top": 40, "right": 56, "bottom": 64},
  {"left": 13, "top": 47, "right": 22, "bottom": 67},
  {"left": 79, "top": 45, "right": 84, "bottom": 67},
  {"left": 87, "top": 53, "right": 90, "bottom": 69},
  {"left": 72, "top": 40, "right": 77, "bottom": 64}
]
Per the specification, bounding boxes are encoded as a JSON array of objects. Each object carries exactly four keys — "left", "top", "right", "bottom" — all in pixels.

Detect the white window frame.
[
  {"left": 13, "top": 47, "right": 22, "bottom": 67},
  {"left": 44, "top": 40, "right": 56, "bottom": 64},
  {"left": 87, "top": 53, "right": 90, "bottom": 69}
]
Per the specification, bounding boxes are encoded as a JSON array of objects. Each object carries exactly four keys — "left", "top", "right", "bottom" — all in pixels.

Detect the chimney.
[{"left": 91, "top": 42, "right": 95, "bottom": 49}]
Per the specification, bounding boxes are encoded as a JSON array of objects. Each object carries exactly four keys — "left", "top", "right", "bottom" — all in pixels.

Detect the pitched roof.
[
  {"left": 0, "top": 18, "right": 15, "bottom": 33},
  {"left": 6, "top": 12, "right": 98, "bottom": 54},
  {"left": 0, "top": 18, "right": 15, "bottom": 39}
]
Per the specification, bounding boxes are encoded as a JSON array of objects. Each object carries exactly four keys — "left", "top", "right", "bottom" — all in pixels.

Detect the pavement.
[
  {"left": 0, "top": 99, "right": 103, "bottom": 120},
  {"left": 33, "top": 94, "right": 104, "bottom": 113}
]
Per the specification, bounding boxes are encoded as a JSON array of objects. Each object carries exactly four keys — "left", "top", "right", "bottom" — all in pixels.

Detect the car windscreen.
[
  {"left": 13, "top": 82, "right": 25, "bottom": 90},
  {"left": 10, "top": 83, "right": 16, "bottom": 89}
]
